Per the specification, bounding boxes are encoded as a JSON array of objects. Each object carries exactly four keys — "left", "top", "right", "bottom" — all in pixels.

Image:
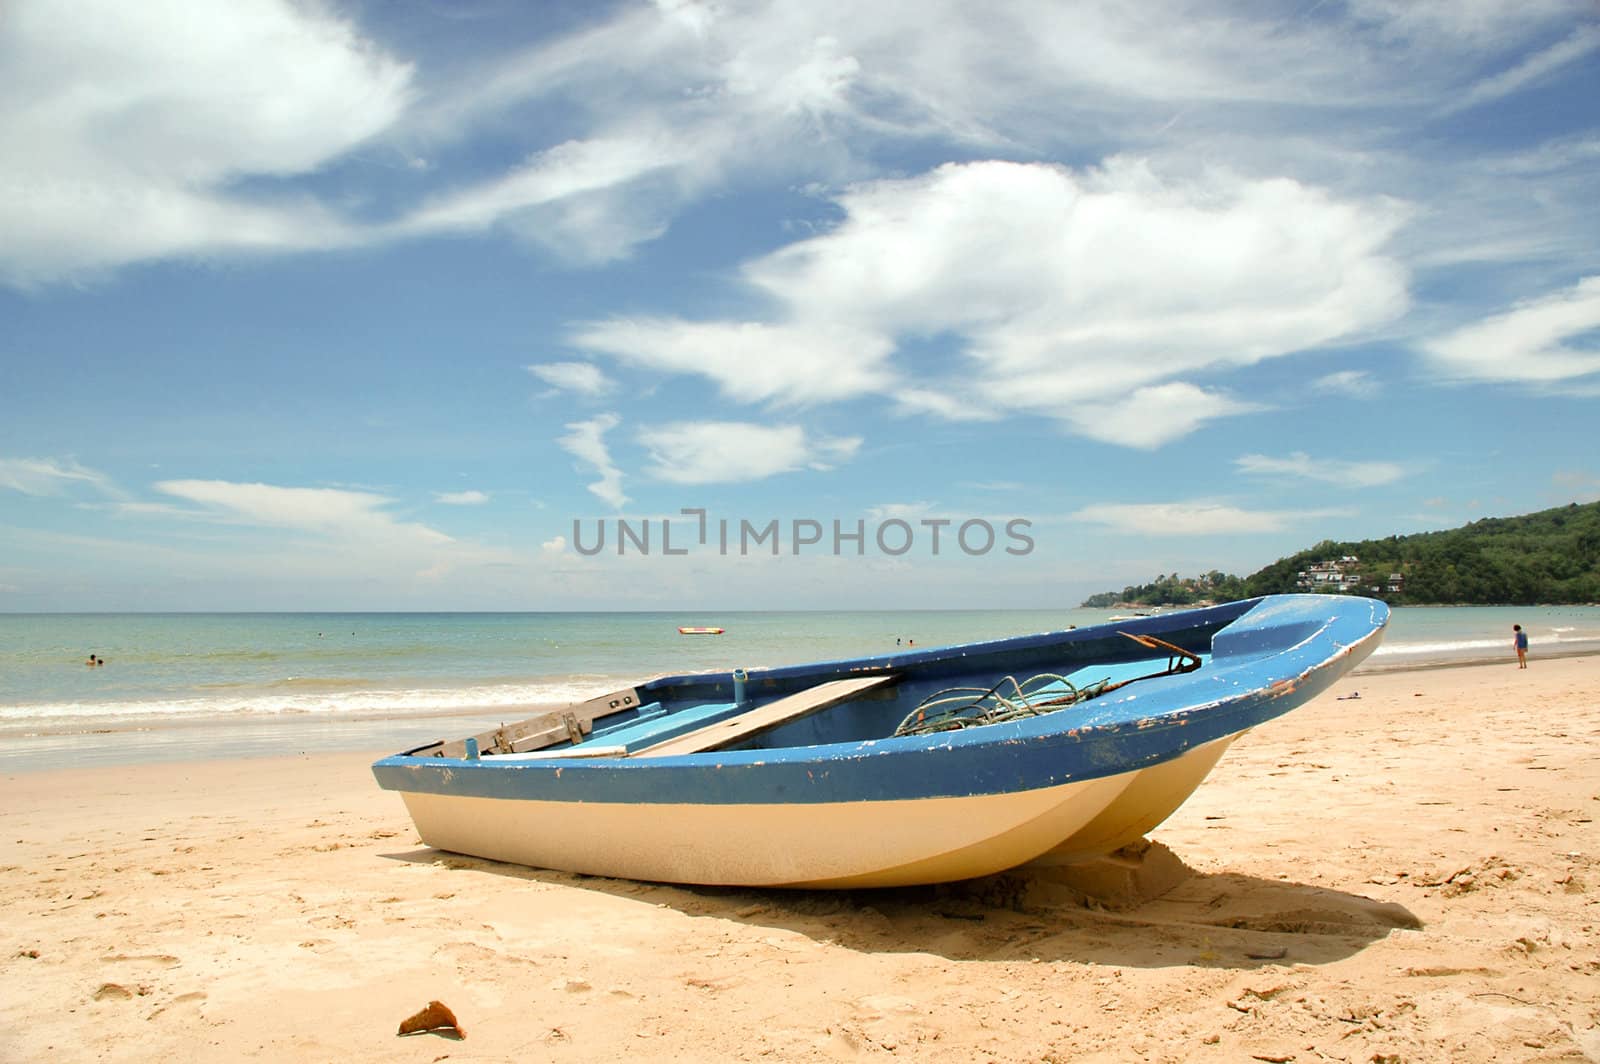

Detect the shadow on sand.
[{"left": 381, "top": 841, "right": 1420, "bottom": 972}]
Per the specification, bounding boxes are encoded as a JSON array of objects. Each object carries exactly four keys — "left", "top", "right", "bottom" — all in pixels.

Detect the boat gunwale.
[{"left": 638, "top": 598, "right": 1259, "bottom": 695}]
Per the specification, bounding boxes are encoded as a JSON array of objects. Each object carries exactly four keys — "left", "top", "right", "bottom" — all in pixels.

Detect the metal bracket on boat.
[{"left": 429, "top": 687, "right": 643, "bottom": 758}]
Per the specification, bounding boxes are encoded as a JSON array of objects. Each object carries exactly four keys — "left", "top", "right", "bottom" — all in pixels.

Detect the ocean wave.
[
  {"left": 102, "top": 643, "right": 448, "bottom": 666},
  {"left": 0, "top": 679, "right": 623, "bottom": 731},
  {"left": 262, "top": 676, "right": 387, "bottom": 692},
  {"left": 1376, "top": 629, "right": 1597, "bottom": 657},
  {"left": 1372, "top": 638, "right": 1505, "bottom": 656}
]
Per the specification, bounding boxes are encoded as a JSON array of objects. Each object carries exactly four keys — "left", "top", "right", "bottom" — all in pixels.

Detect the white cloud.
[
  {"left": 785, "top": 160, "right": 1406, "bottom": 390},
  {"left": 0, "top": 0, "right": 412, "bottom": 285},
  {"left": 1070, "top": 500, "right": 1335, "bottom": 536},
  {"left": 527, "top": 361, "right": 614, "bottom": 397},
  {"left": 1421, "top": 276, "right": 1600, "bottom": 383},
  {"left": 1, "top": 0, "right": 1589, "bottom": 297},
  {"left": 572, "top": 319, "right": 895, "bottom": 405},
  {"left": 808, "top": 434, "right": 863, "bottom": 469},
  {"left": 1236, "top": 452, "right": 1407, "bottom": 488},
  {"left": 435, "top": 490, "right": 489, "bottom": 506},
  {"left": 154, "top": 480, "right": 451, "bottom": 545},
  {"left": 865, "top": 502, "right": 937, "bottom": 521},
  {"left": 556, "top": 414, "right": 628, "bottom": 509},
  {"left": 541, "top": 535, "right": 567, "bottom": 555},
  {"left": 639, "top": 422, "right": 860, "bottom": 484},
  {"left": 1061, "top": 383, "right": 1263, "bottom": 450},
  {"left": 1313, "top": 370, "right": 1381, "bottom": 398},
  {"left": 892, "top": 388, "right": 999, "bottom": 421},
  {"left": 572, "top": 159, "right": 1406, "bottom": 447},
  {"left": 0, "top": 456, "right": 118, "bottom": 497}
]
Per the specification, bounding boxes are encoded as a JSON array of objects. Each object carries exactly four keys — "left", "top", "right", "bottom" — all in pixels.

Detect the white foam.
[
  {"left": 1372, "top": 638, "right": 1504, "bottom": 656},
  {"left": 0, "top": 679, "right": 620, "bottom": 731}
]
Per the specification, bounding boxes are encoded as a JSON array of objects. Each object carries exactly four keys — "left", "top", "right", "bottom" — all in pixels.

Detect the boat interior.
[{"left": 402, "top": 599, "right": 1263, "bottom": 762}]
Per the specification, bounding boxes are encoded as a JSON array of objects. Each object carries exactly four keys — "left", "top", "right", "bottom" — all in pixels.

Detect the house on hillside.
[{"left": 1295, "top": 556, "right": 1364, "bottom": 592}]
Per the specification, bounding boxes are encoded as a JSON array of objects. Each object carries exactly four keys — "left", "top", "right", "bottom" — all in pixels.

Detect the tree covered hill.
[
  {"left": 1081, "top": 572, "right": 1248, "bottom": 609},
  {"left": 1082, "top": 501, "right": 1600, "bottom": 607}
]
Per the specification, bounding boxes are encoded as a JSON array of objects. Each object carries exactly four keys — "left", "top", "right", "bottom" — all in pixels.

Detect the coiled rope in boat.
[
  {"left": 893, "top": 673, "right": 1111, "bottom": 736},
  {"left": 892, "top": 631, "right": 1203, "bottom": 738}
]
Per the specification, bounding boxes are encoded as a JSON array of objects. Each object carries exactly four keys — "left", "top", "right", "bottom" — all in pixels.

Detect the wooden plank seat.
[{"left": 633, "top": 674, "right": 897, "bottom": 758}]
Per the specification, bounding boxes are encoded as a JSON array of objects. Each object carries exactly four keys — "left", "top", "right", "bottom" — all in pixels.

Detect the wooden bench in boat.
[{"left": 633, "top": 674, "right": 897, "bottom": 758}]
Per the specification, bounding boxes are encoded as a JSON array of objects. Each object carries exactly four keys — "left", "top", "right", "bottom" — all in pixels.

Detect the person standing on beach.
[{"left": 1513, "top": 624, "right": 1529, "bottom": 669}]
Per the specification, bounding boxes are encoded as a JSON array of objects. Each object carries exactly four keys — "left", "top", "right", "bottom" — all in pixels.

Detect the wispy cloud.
[
  {"left": 1444, "top": 23, "right": 1600, "bottom": 114},
  {"left": 865, "top": 502, "right": 938, "bottom": 521},
  {"left": 1313, "top": 370, "right": 1381, "bottom": 398},
  {"left": 1421, "top": 275, "right": 1600, "bottom": 383},
  {"left": 1346, "top": 0, "right": 1584, "bottom": 47},
  {"left": 1551, "top": 470, "right": 1600, "bottom": 503},
  {"left": 154, "top": 480, "right": 451, "bottom": 545},
  {"left": 0, "top": 456, "right": 120, "bottom": 497},
  {"left": 1236, "top": 451, "right": 1407, "bottom": 488},
  {"left": 639, "top": 422, "right": 861, "bottom": 484},
  {"left": 394, "top": 134, "right": 695, "bottom": 264},
  {"left": 556, "top": 414, "right": 628, "bottom": 509},
  {"left": 1071, "top": 500, "right": 1342, "bottom": 535},
  {"left": 434, "top": 490, "right": 489, "bottom": 505},
  {"left": 1, "top": 0, "right": 1590, "bottom": 299},
  {"left": 893, "top": 388, "right": 1000, "bottom": 422},
  {"left": 527, "top": 361, "right": 614, "bottom": 397}
]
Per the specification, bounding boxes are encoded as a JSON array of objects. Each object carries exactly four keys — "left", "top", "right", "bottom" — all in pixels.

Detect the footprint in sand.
[
  {"left": 102, "top": 953, "right": 181, "bottom": 967},
  {"left": 146, "top": 991, "right": 208, "bottom": 1021}
]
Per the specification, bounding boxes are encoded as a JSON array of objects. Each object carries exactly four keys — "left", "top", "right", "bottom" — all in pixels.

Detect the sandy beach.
[{"left": 3, "top": 655, "right": 1596, "bottom": 1063}]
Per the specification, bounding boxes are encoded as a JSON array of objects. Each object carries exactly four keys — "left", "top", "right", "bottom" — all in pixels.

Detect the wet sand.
[{"left": 2, "top": 655, "right": 1596, "bottom": 1062}]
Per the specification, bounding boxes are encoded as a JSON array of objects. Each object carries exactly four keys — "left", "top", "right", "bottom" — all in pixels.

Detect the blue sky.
[{"left": 2, "top": 0, "right": 1598, "bottom": 611}]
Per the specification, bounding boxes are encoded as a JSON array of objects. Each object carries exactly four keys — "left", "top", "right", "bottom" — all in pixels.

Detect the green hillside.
[{"left": 1082, "top": 501, "right": 1600, "bottom": 607}]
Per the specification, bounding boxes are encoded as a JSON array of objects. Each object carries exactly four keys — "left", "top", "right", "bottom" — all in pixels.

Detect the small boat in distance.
[
  {"left": 373, "top": 594, "right": 1387, "bottom": 888},
  {"left": 677, "top": 626, "right": 725, "bottom": 635}
]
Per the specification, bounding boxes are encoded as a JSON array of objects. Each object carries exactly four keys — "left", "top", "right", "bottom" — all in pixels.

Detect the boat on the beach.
[
  {"left": 373, "top": 594, "right": 1387, "bottom": 888},
  {"left": 677, "top": 626, "right": 725, "bottom": 635}
]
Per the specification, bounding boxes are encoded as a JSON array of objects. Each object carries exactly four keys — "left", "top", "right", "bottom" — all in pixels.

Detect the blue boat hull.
[{"left": 373, "top": 594, "right": 1388, "bottom": 886}]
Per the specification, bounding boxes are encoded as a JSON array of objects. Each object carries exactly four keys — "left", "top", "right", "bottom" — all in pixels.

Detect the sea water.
[{"left": 2, "top": 604, "right": 1596, "bottom": 768}]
